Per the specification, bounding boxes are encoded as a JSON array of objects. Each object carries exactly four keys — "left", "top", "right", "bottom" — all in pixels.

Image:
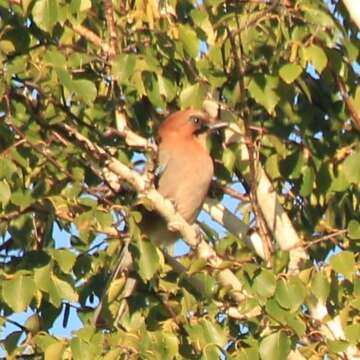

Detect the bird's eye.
[{"left": 191, "top": 116, "right": 201, "bottom": 125}]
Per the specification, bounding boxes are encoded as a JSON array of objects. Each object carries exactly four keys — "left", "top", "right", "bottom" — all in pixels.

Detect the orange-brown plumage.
[{"left": 140, "top": 109, "right": 226, "bottom": 245}]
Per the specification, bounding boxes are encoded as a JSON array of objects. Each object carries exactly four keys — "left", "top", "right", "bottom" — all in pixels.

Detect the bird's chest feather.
[{"left": 157, "top": 142, "right": 213, "bottom": 223}]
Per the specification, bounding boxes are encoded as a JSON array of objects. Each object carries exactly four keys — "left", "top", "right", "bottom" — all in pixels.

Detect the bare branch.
[
  {"left": 203, "top": 199, "right": 267, "bottom": 259},
  {"left": 70, "top": 23, "right": 110, "bottom": 54},
  {"left": 104, "top": 0, "right": 118, "bottom": 59},
  {"left": 304, "top": 229, "right": 348, "bottom": 249},
  {"left": 335, "top": 74, "right": 360, "bottom": 131}
]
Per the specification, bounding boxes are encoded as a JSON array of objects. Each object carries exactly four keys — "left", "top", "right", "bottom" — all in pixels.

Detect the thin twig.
[
  {"left": 70, "top": 23, "right": 110, "bottom": 54},
  {"left": 104, "top": 0, "right": 118, "bottom": 59},
  {"left": 335, "top": 74, "right": 360, "bottom": 131},
  {"left": 304, "top": 230, "right": 348, "bottom": 249},
  {"left": 212, "top": 180, "right": 250, "bottom": 202},
  {"left": 226, "top": 20, "right": 273, "bottom": 261}
]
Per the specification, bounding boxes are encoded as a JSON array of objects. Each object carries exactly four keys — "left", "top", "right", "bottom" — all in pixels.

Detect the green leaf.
[
  {"left": 24, "top": 314, "right": 42, "bottom": 334},
  {"left": 35, "top": 265, "right": 78, "bottom": 306},
  {"left": 0, "top": 40, "right": 15, "bottom": 54},
  {"left": 342, "top": 150, "right": 360, "bottom": 184},
  {"left": 265, "top": 154, "right": 281, "bottom": 180},
  {"left": 71, "top": 79, "right": 97, "bottom": 105},
  {"left": 133, "top": 237, "right": 160, "bottom": 281},
  {"left": 272, "top": 250, "right": 289, "bottom": 273},
  {"left": 328, "top": 340, "right": 349, "bottom": 353},
  {"left": 44, "top": 342, "right": 66, "bottom": 360},
  {"left": 3, "top": 331, "right": 23, "bottom": 355},
  {"left": 0, "top": 159, "right": 17, "bottom": 180},
  {"left": 112, "top": 54, "right": 136, "bottom": 84},
  {"left": 331, "top": 170, "right": 350, "bottom": 192},
  {"left": 330, "top": 251, "right": 355, "bottom": 281},
  {"left": 56, "top": 68, "right": 97, "bottom": 105},
  {"left": 303, "top": 45, "right": 328, "bottom": 74},
  {"left": 279, "top": 63, "right": 302, "bottom": 84},
  {"left": 71, "top": 337, "right": 93, "bottom": 360},
  {"left": 44, "top": 49, "right": 66, "bottom": 67},
  {"left": 285, "top": 314, "right": 306, "bottom": 337},
  {"left": 222, "top": 147, "right": 236, "bottom": 172},
  {"left": 2, "top": 274, "right": 35, "bottom": 312},
  {"left": 69, "top": 0, "right": 91, "bottom": 13},
  {"left": 302, "top": 4, "right": 337, "bottom": 28},
  {"left": 345, "top": 324, "right": 360, "bottom": 345},
  {"left": 264, "top": 300, "right": 303, "bottom": 339},
  {"left": 50, "top": 274, "right": 78, "bottom": 305},
  {"left": 0, "top": 179, "right": 11, "bottom": 206},
  {"left": 280, "top": 150, "right": 305, "bottom": 180},
  {"left": 266, "top": 298, "right": 305, "bottom": 336},
  {"left": 185, "top": 318, "right": 227, "bottom": 349},
  {"left": 253, "top": 269, "right": 276, "bottom": 299},
  {"left": 143, "top": 72, "right": 165, "bottom": 108},
  {"left": 178, "top": 24, "right": 199, "bottom": 58},
  {"left": 248, "top": 75, "right": 280, "bottom": 115},
  {"left": 50, "top": 249, "right": 77, "bottom": 273},
  {"left": 352, "top": 86, "right": 360, "bottom": 111},
  {"left": 311, "top": 271, "right": 330, "bottom": 303},
  {"left": 348, "top": 220, "right": 360, "bottom": 240},
  {"left": 11, "top": 189, "right": 33, "bottom": 210},
  {"left": 151, "top": 331, "right": 179, "bottom": 359},
  {"left": 259, "top": 332, "right": 290, "bottom": 360},
  {"left": 191, "top": 9, "right": 215, "bottom": 45},
  {"left": 275, "top": 277, "right": 306, "bottom": 311},
  {"left": 179, "top": 83, "right": 207, "bottom": 109},
  {"left": 201, "top": 345, "right": 221, "bottom": 360},
  {"left": 300, "top": 166, "right": 315, "bottom": 197},
  {"left": 34, "top": 264, "right": 52, "bottom": 293},
  {"left": 103, "top": 349, "right": 123, "bottom": 360},
  {"left": 32, "top": 0, "right": 59, "bottom": 33},
  {"left": 158, "top": 75, "right": 177, "bottom": 102},
  {"left": 265, "top": 298, "right": 287, "bottom": 324}
]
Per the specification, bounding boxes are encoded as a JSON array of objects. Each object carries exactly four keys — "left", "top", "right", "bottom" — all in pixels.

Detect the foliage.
[{"left": 0, "top": 0, "right": 359, "bottom": 359}]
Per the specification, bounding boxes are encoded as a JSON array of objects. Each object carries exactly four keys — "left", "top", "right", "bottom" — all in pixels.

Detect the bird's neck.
[{"left": 194, "top": 133, "right": 210, "bottom": 153}]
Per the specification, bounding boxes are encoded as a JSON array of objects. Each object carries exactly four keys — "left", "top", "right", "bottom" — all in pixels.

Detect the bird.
[
  {"left": 139, "top": 108, "right": 227, "bottom": 245},
  {"left": 94, "top": 109, "right": 226, "bottom": 327}
]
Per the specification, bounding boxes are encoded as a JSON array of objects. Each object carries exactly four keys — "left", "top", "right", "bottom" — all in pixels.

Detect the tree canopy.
[{"left": 0, "top": 0, "right": 359, "bottom": 359}]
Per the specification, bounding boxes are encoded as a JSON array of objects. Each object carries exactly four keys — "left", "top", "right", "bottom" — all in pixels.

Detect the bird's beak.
[{"left": 206, "top": 120, "right": 228, "bottom": 132}]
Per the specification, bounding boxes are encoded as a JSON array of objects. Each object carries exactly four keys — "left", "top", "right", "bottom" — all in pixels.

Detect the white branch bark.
[
  {"left": 342, "top": 0, "right": 360, "bottom": 30},
  {"left": 222, "top": 119, "right": 359, "bottom": 358},
  {"left": 203, "top": 199, "right": 266, "bottom": 259}
]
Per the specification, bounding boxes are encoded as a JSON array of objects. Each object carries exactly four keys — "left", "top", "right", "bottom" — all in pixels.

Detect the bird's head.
[{"left": 157, "top": 109, "right": 227, "bottom": 146}]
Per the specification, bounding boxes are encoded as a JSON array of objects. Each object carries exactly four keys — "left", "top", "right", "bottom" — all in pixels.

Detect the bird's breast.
[{"left": 157, "top": 144, "right": 213, "bottom": 224}]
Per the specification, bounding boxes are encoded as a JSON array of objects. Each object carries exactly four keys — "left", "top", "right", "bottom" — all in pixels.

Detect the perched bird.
[
  {"left": 94, "top": 109, "right": 226, "bottom": 327},
  {"left": 140, "top": 109, "right": 227, "bottom": 245}
]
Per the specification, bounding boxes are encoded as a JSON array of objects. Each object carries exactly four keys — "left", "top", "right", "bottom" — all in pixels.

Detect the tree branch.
[
  {"left": 342, "top": 0, "right": 360, "bottom": 30},
  {"left": 104, "top": 0, "right": 118, "bottom": 59},
  {"left": 70, "top": 23, "right": 111, "bottom": 54},
  {"left": 51, "top": 122, "right": 252, "bottom": 305}
]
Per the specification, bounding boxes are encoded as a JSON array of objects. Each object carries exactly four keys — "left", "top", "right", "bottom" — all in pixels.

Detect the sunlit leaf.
[
  {"left": 178, "top": 24, "right": 199, "bottom": 58},
  {"left": 279, "top": 63, "right": 303, "bottom": 84},
  {"left": 311, "top": 271, "right": 330, "bottom": 303},
  {"left": 259, "top": 332, "right": 290, "bottom": 360},
  {"left": 2, "top": 274, "right": 35, "bottom": 312},
  {"left": 248, "top": 75, "right": 280, "bottom": 114},
  {"left": 253, "top": 269, "right": 276, "bottom": 299},
  {"left": 32, "top": 0, "right": 58, "bottom": 33},
  {"left": 348, "top": 220, "right": 360, "bottom": 239},
  {"left": 0, "top": 179, "right": 11, "bottom": 206},
  {"left": 133, "top": 237, "right": 160, "bottom": 281},
  {"left": 303, "top": 45, "right": 328, "bottom": 74},
  {"left": 330, "top": 251, "right": 355, "bottom": 281}
]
